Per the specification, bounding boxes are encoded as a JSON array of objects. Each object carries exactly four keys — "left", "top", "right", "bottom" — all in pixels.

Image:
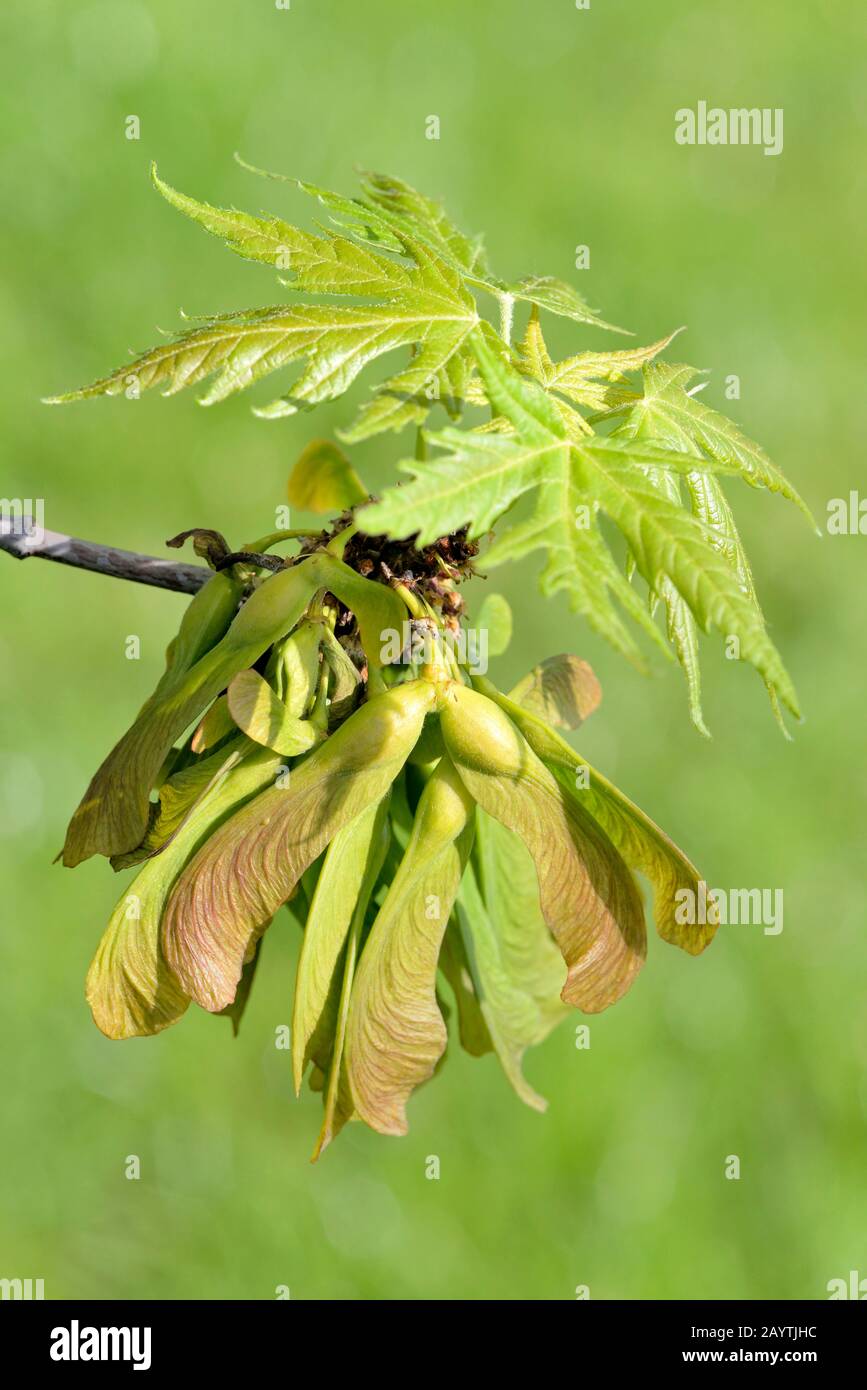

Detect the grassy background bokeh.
[{"left": 1, "top": 0, "right": 865, "bottom": 1299}]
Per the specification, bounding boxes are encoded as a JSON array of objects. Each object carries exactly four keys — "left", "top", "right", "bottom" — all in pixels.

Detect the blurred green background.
[{"left": 1, "top": 0, "right": 865, "bottom": 1300}]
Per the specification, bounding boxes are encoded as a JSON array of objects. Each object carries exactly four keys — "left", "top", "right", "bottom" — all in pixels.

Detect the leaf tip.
[
  {"left": 232, "top": 150, "right": 255, "bottom": 175},
  {"left": 150, "top": 162, "right": 174, "bottom": 205}
]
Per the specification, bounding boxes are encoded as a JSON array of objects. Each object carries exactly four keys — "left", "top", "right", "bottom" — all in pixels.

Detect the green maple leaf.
[
  {"left": 45, "top": 163, "right": 625, "bottom": 435},
  {"left": 607, "top": 360, "right": 815, "bottom": 524},
  {"left": 500, "top": 319, "right": 812, "bottom": 729},
  {"left": 44, "top": 163, "right": 810, "bottom": 727},
  {"left": 600, "top": 360, "right": 815, "bottom": 731},
  {"left": 462, "top": 311, "right": 680, "bottom": 439},
  {"left": 355, "top": 168, "right": 491, "bottom": 277},
  {"left": 362, "top": 333, "right": 801, "bottom": 716},
  {"left": 45, "top": 165, "right": 481, "bottom": 439},
  {"left": 277, "top": 164, "right": 624, "bottom": 331},
  {"left": 518, "top": 311, "right": 683, "bottom": 415}
]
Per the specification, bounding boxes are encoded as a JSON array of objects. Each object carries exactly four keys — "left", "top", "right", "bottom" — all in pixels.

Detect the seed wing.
[
  {"left": 162, "top": 682, "right": 435, "bottom": 1013},
  {"left": 345, "top": 756, "right": 475, "bottom": 1135},
  {"left": 442, "top": 685, "right": 646, "bottom": 1012}
]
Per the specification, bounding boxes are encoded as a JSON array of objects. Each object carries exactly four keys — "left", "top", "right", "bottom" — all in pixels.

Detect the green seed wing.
[
  {"left": 441, "top": 684, "right": 646, "bottom": 1012},
  {"left": 476, "top": 676, "right": 713, "bottom": 955},
  {"left": 227, "top": 669, "right": 323, "bottom": 756},
  {"left": 86, "top": 743, "right": 282, "bottom": 1039},
  {"left": 345, "top": 755, "right": 475, "bottom": 1136},
  {"left": 507, "top": 653, "right": 602, "bottom": 730},
  {"left": 291, "top": 796, "right": 390, "bottom": 1095},
  {"left": 456, "top": 811, "right": 570, "bottom": 1111},
  {"left": 162, "top": 681, "right": 435, "bottom": 1013},
  {"left": 62, "top": 554, "right": 405, "bottom": 866},
  {"left": 437, "top": 921, "right": 493, "bottom": 1059}
]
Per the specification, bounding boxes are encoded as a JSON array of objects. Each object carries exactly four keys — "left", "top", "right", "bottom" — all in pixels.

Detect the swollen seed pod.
[
  {"left": 271, "top": 620, "right": 323, "bottom": 716},
  {"left": 156, "top": 569, "right": 244, "bottom": 694},
  {"left": 320, "top": 628, "right": 362, "bottom": 726},
  {"left": 162, "top": 679, "right": 437, "bottom": 1013}
]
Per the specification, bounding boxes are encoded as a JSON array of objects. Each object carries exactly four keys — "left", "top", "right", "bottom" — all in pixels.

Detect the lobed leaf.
[
  {"left": 357, "top": 169, "right": 491, "bottom": 277},
  {"left": 517, "top": 312, "right": 680, "bottom": 413},
  {"left": 684, "top": 468, "right": 793, "bottom": 736},
  {"left": 510, "top": 275, "right": 628, "bottom": 334},
  {"left": 48, "top": 173, "right": 480, "bottom": 442},
  {"left": 612, "top": 362, "right": 815, "bottom": 526},
  {"left": 574, "top": 448, "right": 799, "bottom": 714},
  {"left": 154, "top": 164, "right": 405, "bottom": 293}
]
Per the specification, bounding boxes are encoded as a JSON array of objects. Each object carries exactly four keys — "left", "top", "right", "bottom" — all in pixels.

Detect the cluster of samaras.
[{"left": 63, "top": 531, "right": 713, "bottom": 1158}]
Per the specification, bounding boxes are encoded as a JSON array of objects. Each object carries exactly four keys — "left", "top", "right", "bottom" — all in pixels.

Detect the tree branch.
[{"left": 0, "top": 516, "right": 209, "bottom": 595}]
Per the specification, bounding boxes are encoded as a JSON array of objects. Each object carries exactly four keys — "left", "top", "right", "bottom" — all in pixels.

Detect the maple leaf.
[
  {"left": 606, "top": 360, "right": 814, "bottom": 523},
  {"left": 280, "top": 164, "right": 625, "bottom": 331},
  {"left": 428, "top": 315, "right": 810, "bottom": 728},
  {"left": 599, "top": 360, "right": 815, "bottom": 731},
  {"left": 519, "top": 311, "right": 682, "bottom": 413},
  {"left": 44, "top": 163, "right": 811, "bottom": 726},
  {"left": 45, "top": 166, "right": 480, "bottom": 440},
  {"left": 362, "top": 333, "right": 801, "bottom": 716}
]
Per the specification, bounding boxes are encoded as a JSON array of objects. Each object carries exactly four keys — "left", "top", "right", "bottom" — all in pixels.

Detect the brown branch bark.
[{"left": 0, "top": 516, "right": 210, "bottom": 595}]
